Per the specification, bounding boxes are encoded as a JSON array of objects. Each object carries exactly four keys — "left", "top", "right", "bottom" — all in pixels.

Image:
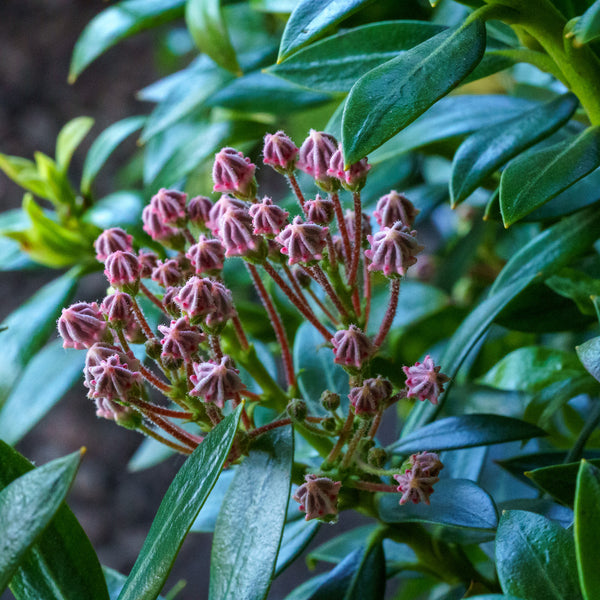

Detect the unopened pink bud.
[
  {"left": 411, "top": 451, "right": 444, "bottom": 477},
  {"left": 331, "top": 324, "right": 373, "bottom": 370},
  {"left": 205, "top": 280, "right": 235, "bottom": 330},
  {"left": 151, "top": 259, "right": 183, "bottom": 288},
  {"left": 276, "top": 216, "right": 328, "bottom": 265},
  {"left": 94, "top": 397, "right": 140, "bottom": 428},
  {"left": 151, "top": 188, "right": 187, "bottom": 226},
  {"left": 186, "top": 235, "right": 226, "bottom": 275},
  {"left": 393, "top": 468, "right": 439, "bottom": 505},
  {"left": 292, "top": 474, "right": 341, "bottom": 521},
  {"left": 373, "top": 191, "right": 419, "bottom": 229},
  {"left": 94, "top": 228, "right": 133, "bottom": 262},
  {"left": 175, "top": 276, "right": 215, "bottom": 324},
  {"left": 189, "top": 356, "right": 244, "bottom": 408},
  {"left": 187, "top": 195, "right": 213, "bottom": 228},
  {"left": 100, "top": 292, "right": 134, "bottom": 328},
  {"left": 206, "top": 195, "right": 247, "bottom": 235},
  {"left": 161, "top": 286, "right": 181, "bottom": 317},
  {"left": 263, "top": 131, "right": 298, "bottom": 173},
  {"left": 142, "top": 204, "right": 179, "bottom": 242},
  {"left": 57, "top": 302, "right": 107, "bottom": 349},
  {"left": 104, "top": 251, "right": 141, "bottom": 293},
  {"left": 304, "top": 194, "right": 334, "bottom": 225},
  {"left": 217, "top": 207, "right": 262, "bottom": 258},
  {"left": 365, "top": 223, "right": 424, "bottom": 278},
  {"left": 327, "top": 144, "right": 371, "bottom": 191},
  {"left": 138, "top": 249, "right": 160, "bottom": 278},
  {"left": 248, "top": 197, "right": 289, "bottom": 236},
  {"left": 344, "top": 210, "right": 371, "bottom": 244},
  {"left": 213, "top": 147, "right": 257, "bottom": 201},
  {"left": 158, "top": 317, "right": 205, "bottom": 363},
  {"left": 297, "top": 130, "right": 339, "bottom": 191},
  {"left": 84, "top": 343, "right": 141, "bottom": 392},
  {"left": 348, "top": 376, "right": 393, "bottom": 415},
  {"left": 402, "top": 355, "right": 449, "bottom": 405},
  {"left": 87, "top": 354, "right": 142, "bottom": 402}
]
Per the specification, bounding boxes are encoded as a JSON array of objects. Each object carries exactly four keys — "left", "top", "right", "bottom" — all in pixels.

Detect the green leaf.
[
  {"left": 103, "top": 567, "right": 166, "bottom": 600},
  {"left": 575, "top": 460, "right": 600, "bottom": 600},
  {"left": 82, "top": 191, "right": 144, "bottom": 230},
  {"left": 185, "top": 0, "right": 240, "bottom": 74},
  {"left": 0, "top": 442, "right": 109, "bottom": 600},
  {"left": 451, "top": 93, "right": 578, "bottom": 206},
  {"left": 572, "top": 0, "right": 600, "bottom": 45},
  {"left": 275, "top": 511, "right": 320, "bottom": 576},
  {"left": 56, "top": 117, "right": 94, "bottom": 173},
  {"left": 344, "top": 542, "right": 386, "bottom": 600},
  {"left": 468, "top": 596, "right": 526, "bottom": 600},
  {"left": 190, "top": 468, "right": 235, "bottom": 532},
  {"left": 34, "top": 152, "right": 77, "bottom": 206},
  {"left": 0, "top": 340, "right": 85, "bottom": 444},
  {"left": 0, "top": 271, "right": 77, "bottom": 406},
  {"left": 251, "top": 0, "right": 298, "bottom": 13},
  {"left": 496, "top": 510, "right": 582, "bottom": 600},
  {"left": 500, "top": 126, "right": 600, "bottom": 227},
  {"left": 127, "top": 437, "right": 175, "bottom": 472},
  {"left": 269, "top": 21, "right": 445, "bottom": 93},
  {"left": 81, "top": 116, "right": 145, "bottom": 195},
  {"left": 379, "top": 479, "right": 498, "bottom": 533},
  {"left": 0, "top": 154, "right": 53, "bottom": 201},
  {"left": 342, "top": 20, "right": 486, "bottom": 165},
  {"left": 388, "top": 414, "right": 546, "bottom": 455},
  {"left": 546, "top": 268, "right": 600, "bottom": 315},
  {"left": 69, "top": 0, "right": 186, "bottom": 82},
  {"left": 576, "top": 336, "right": 600, "bottom": 383},
  {"left": 307, "top": 525, "right": 375, "bottom": 567},
  {"left": 0, "top": 450, "right": 83, "bottom": 592},
  {"left": 117, "top": 407, "right": 241, "bottom": 600},
  {"left": 278, "top": 0, "right": 376, "bottom": 62},
  {"left": 209, "top": 426, "right": 293, "bottom": 600},
  {"left": 526, "top": 459, "right": 600, "bottom": 506}
]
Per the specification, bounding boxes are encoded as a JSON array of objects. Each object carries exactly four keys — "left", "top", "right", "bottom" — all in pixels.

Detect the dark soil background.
[{"left": 0, "top": 3, "right": 369, "bottom": 598}]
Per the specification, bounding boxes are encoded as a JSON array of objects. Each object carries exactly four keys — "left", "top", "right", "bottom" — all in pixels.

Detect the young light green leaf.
[
  {"left": 575, "top": 460, "right": 600, "bottom": 600},
  {"left": 185, "top": 0, "right": 240, "bottom": 74},
  {"left": 209, "top": 426, "right": 293, "bottom": 600},
  {"left": 0, "top": 154, "right": 53, "bottom": 201},
  {"left": 496, "top": 510, "right": 582, "bottom": 600},
  {"left": 69, "top": 0, "right": 186, "bottom": 82},
  {"left": 0, "top": 340, "right": 85, "bottom": 444},
  {"left": 451, "top": 93, "right": 578, "bottom": 206},
  {"left": 0, "top": 450, "right": 83, "bottom": 592},
  {"left": 278, "top": 0, "right": 376, "bottom": 62},
  {"left": 342, "top": 20, "right": 486, "bottom": 165},
  {"left": 117, "top": 407, "right": 241, "bottom": 600},
  {"left": 388, "top": 414, "right": 546, "bottom": 455},
  {"left": 81, "top": 116, "right": 145, "bottom": 195},
  {"left": 500, "top": 126, "right": 600, "bottom": 227},
  {"left": 576, "top": 336, "right": 600, "bottom": 383},
  {"left": 572, "top": 0, "right": 600, "bottom": 45},
  {"left": 56, "top": 117, "right": 94, "bottom": 173}
]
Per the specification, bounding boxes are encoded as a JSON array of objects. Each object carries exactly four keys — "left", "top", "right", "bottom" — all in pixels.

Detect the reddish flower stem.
[
  {"left": 374, "top": 279, "right": 401, "bottom": 348},
  {"left": 283, "top": 263, "right": 311, "bottom": 310},
  {"left": 143, "top": 411, "right": 201, "bottom": 448},
  {"left": 182, "top": 227, "right": 196, "bottom": 246},
  {"left": 130, "top": 396, "right": 193, "bottom": 420},
  {"left": 140, "top": 365, "right": 172, "bottom": 395},
  {"left": 368, "top": 408, "right": 384, "bottom": 439},
  {"left": 263, "top": 262, "right": 332, "bottom": 342},
  {"left": 326, "top": 232, "right": 338, "bottom": 269},
  {"left": 247, "top": 263, "right": 296, "bottom": 388},
  {"left": 248, "top": 416, "right": 323, "bottom": 439},
  {"left": 139, "top": 282, "right": 167, "bottom": 314},
  {"left": 240, "top": 389, "right": 261, "bottom": 401},
  {"left": 131, "top": 297, "right": 156, "bottom": 340},
  {"left": 348, "top": 191, "right": 362, "bottom": 287},
  {"left": 209, "top": 335, "right": 223, "bottom": 361},
  {"left": 307, "top": 265, "right": 349, "bottom": 320},
  {"left": 331, "top": 191, "right": 351, "bottom": 266},
  {"left": 352, "top": 480, "right": 398, "bottom": 493},
  {"left": 364, "top": 258, "right": 372, "bottom": 328},
  {"left": 306, "top": 287, "right": 340, "bottom": 325},
  {"left": 231, "top": 313, "right": 249, "bottom": 350},
  {"left": 138, "top": 423, "right": 193, "bottom": 455},
  {"left": 326, "top": 408, "right": 355, "bottom": 463},
  {"left": 287, "top": 172, "right": 306, "bottom": 209}
]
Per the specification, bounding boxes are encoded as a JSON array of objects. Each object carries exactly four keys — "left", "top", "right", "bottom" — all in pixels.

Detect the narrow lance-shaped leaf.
[
  {"left": 572, "top": 0, "right": 600, "bottom": 45},
  {"left": 117, "top": 407, "right": 242, "bottom": 600},
  {"left": 278, "top": 0, "right": 376, "bottom": 62},
  {"left": 56, "top": 117, "right": 94, "bottom": 173},
  {"left": 0, "top": 450, "right": 83, "bottom": 592},
  {"left": 500, "top": 126, "right": 600, "bottom": 227},
  {"left": 451, "top": 93, "right": 579, "bottom": 206},
  {"left": 342, "top": 19, "right": 486, "bottom": 165},
  {"left": 576, "top": 336, "right": 600, "bottom": 383},
  {"left": 209, "top": 426, "right": 293, "bottom": 600}
]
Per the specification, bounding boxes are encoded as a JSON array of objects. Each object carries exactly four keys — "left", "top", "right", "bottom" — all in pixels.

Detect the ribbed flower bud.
[
  {"left": 365, "top": 223, "right": 424, "bottom": 278},
  {"left": 297, "top": 130, "right": 339, "bottom": 191},
  {"left": 263, "top": 131, "right": 298, "bottom": 174},
  {"left": 368, "top": 447, "right": 388, "bottom": 469},
  {"left": 331, "top": 324, "right": 373, "bottom": 370},
  {"left": 100, "top": 292, "right": 134, "bottom": 328},
  {"left": 158, "top": 317, "right": 205, "bottom": 363},
  {"left": 186, "top": 236, "right": 225, "bottom": 275},
  {"left": 204, "top": 281, "right": 235, "bottom": 331},
  {"left": 344, "top": 210, "right": 372, "bottom": 244},
  {"left": 104, "top": 251, "right": 140, "bottom": 294},
  {"left": 293, "top": 474, "right": 342, "bottom": 521},
  {"left": 293, "top": 267, "right": 312, "bottom": 288},
  {"left": 304, "top": 194, "right": 334, "bottom": 225},
  {"left": 187, "top": 195, "right": 213, "bottom": 229},
  {"left": 206, "top": 195, "right": 247, "bottom": 235},
  {"left": 58, "top": 302, "right": 107, "bottom": 349},
  {"left": 151, "top": 188, "right": 187, "bottom": 226},
  {"left": 393, "top": 452, "right": 443, "bottom": 505},
  {"left": 175, "top": 276, "right": 215, "bottom": 325},
  {"left": 212, "top": 147, "right": 257, "bottom": 201},
  {"left": 373, "top": 191, "right": 419, "bottom": 229},
  {"left": 321, "top": 390, "right": 340, "bottom": 412},
  {"left": 138, "top": 249, "right": 159, "bottom": 278},
  {"left": 94, "top": 397, "right": 141, "bottom": 428},
  {"left": 348, "top": 376, "right": 393, "bottom": 415},
  {"left": 248, "top": 197, "right": 289, "bottom": 236},
  {"left": 87, "top": 354, "right": 142, "bottom": 402},
  {"left": 327, "top": 145, "right": 371, "bottom": 192},
  {"left": 412, "top": 451, "right": 444, "bottom": 477},
  {"left": 142, "top": 204, "right": 179, "bottom": 242},
  {"left": 94, "top": 228, "right": 133, "bottom": 262},
  {"left": 276, "top": 216, "right": 328, "bottom": 265},
  {"left": 217, "top": 207, "right": 262, "bottom": 258},
  {"left": 151, "top": 259, "right": 183, "bottom": 288},
  {"left": 402, "top": 355, "right": 449, "bottom": 405},
  {"left": 83, "top": 343, "right": 141, "bottom": 392},
  {"left": 287, "top": 399, "right": 307, "bottom": 421},
  {"left": 189, "top": 356, "right": 244, "bottom": 408}
]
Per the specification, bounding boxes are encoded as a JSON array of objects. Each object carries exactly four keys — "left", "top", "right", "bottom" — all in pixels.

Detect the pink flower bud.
[
  {"left": 331, "top": 324, "right": 373, "bottom": 370},
  {"left": 297, "top": 130, "right": 339, "bottom": 190},
  {"left": 187, "top": 195, "right": 213, "bottom": 228},
  {"left": 248, "top": 197, "right": 289, "bottom": 236},
  {"left": 212, "top": 147, "right": 257, "bottom": 201},
  {"left": 217, "top": 207, "right": 262, "bottom": 258},
  {"left": 161, "top": 286, "right": 181, "bottom": 317},
  {"left": 100, "top": 292, "right": 134, "bottom": 328},
  {"left": 175, "top": 276, "right": 215, "bottom": 324},
  {"left": 344, "top": 210, "right": 372, "bottom": 243},
  {"left": 186, "top": 235, "right": 226, "bottom": 275},
  {"left": 205, "top": 280, "right": 235, "bottom": 330},
  {"left": 151, "top": 188, "right": 187, "bottom": 226},
  {"left": 292, "top": 474, "right": 341, "bottom": 521},
  {"left": 373, "top": 191, "right": 419, "bottom": 229},
  {"left": 263, "top": 131, "right": 298, "bottom": 173},
  {"left": 348, "top": 376, "right": 393, "bottom": 415},
  {"left": 411, "top": 451, "right": 444, "bottom": 477},
  {"left": 206, "top": 195, "right": 247, "bottom": 235},
  {"left": 84, "top": 343, "right": 141, "bottom": 392},
  {"left": 158, "top": 317, "right": 205, "bottom": 363},
  {"left": 94, "top": 228, "right": 133, "bottom": 262},
  {"left": 402, "top": 355, "right": 449, "bottom": 405},
  {"left": 104, "top": 251, "right": 141, "bottom": 293},
  {"left": 304, "top": 194, "right": 334, "bottom": 225},
  {"left": 276, "top": 216, "right": 328, "bottom": 265},
  {"left": 327, "top": 144, "right": 371, "bottom": 191},
  {"left": 87, "top": 354, "right": 142, "bottom": 402},
  {"left": 142, "top": 204, "right": 179, "bottom": 242},
  {"left": 365, "top": 223, "right": 424, "bottom": 278},
  {"left": 57, "top": 302, "right": 107, "bottom": 349},
  {"left": 151, "top": 259, "right": 184, "bottom": 288},
  {"left": 189, "top": 356, "right": 244, "bottom": 408},
  {"left": 138, "top": 249, "right": 159, "bottom": 278},
  {"left": 94, "top": 397, "right": 139, "bottom": 428},
  {"left": 393, "top": 467, "right": 439, "bottom": 505}
]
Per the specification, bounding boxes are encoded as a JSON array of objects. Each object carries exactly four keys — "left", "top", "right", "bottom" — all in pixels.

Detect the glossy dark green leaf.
[
  {"left": 307, "top": 525, "right": 376, "bottom": 568},
  {"left": 0, "top": 271, "right": 77, "bottom": 405},
  {"left": 270, "top": 21, "right": 445, "bottom": 93},
  {"left": 575, "top": 460, "right": 600, "bottom": 600},
  {"left": 278, "top": 0, "right": 376, "bottom": 62},
  {"left": 500, "top": 126, "right": 600, "bottom": 226},
  {"left": 82, "top": 191, "right": 144, "bottom": 230},
  {"left": 209, "top": 426, "right": 293, "bottom": 600},
  {"left": 572, "top": 0, "right": 600, "bottom": 44},
  {"left": 344, "top": 542, "right": 385, "bottom": 600},
  {"left": 0, "top": 442, "right": 109, "bottom": 600},
  {"left": 0, "top": 450, "right": 82, "bottom": 591},
  {"left": 69, "top": 0, "right": 186, "bottom": 81},
  {"left": 496, "top": 510, "right": 582, "bottom": 600},
  {"left": 275, "top": 512, "right": 320, "bottom": 576},
  {"left": 56, "top": 117, "right": 94, "bottom": 173},
  {"left": 388, "top": 414, "right": 546, "bottom": 455},
  {"left": 342, "top": 20, "right": 486, "bottom": 165},
  {"left": 103, "top": 567, "right": 166, "bottom": 600},
  {"left": 468, "top": 596, "right": 526, "bottom": 600},
  {"left": 576, "top": 336, "right": 600, "bottom": 383},
  {"left": 546, "top": 268, "right": 600, "bottom": 315},
  {"left": 117, "top": 407, "right": 241, "bottom": 600},
  {"left": 189, "top": 468, "right": 235, "bottom": 532},
  {"left": 250, "top": 0, "right": 298, "bottom": 12},
  {"left": 81, "top": 116, "right": 145, "bottom": 195},
  {"left": 0, "top": 340, "right": 85, "bottom": 444},
  {"left": 451, "top": 94, "right": 578, "bottom": 205},
  {"left": 379, "top": 479, "right": 498, "bottom": 533},
  {"left": 186, "top": 0, "right": 240, "bottom": 74}
]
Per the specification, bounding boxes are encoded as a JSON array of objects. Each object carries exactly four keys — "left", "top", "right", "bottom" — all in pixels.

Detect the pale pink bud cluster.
[
  {"left": 189, "top": 356, "right": 244, "bottom": 408},
  {"left": 402, "top": 355, "right": 449, "bottom": 405},
  {"left": 86, "top": 353, "right": 142, "bottom": 402},
  {"left": 293, "top": 474, "right": 342, "bottom": 521},
  {"left": 297, "top": 130, "right": 339, "bottom": 191},
  {"left": 348, "top": 376, "right": 393, "bottom": 415},
  {"left": 249, "top": 197, "right": 289, "bottom": 236},
  {"left": 158, "top": 317, "right": 205, "bottom": 363}
]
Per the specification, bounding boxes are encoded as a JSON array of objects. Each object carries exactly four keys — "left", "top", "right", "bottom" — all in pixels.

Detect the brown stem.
[
  {"left": 341, "top": 419, "right": 370, "bottom": 468},
  {"left": 130, "top": 397, "right": 193, "bottom": 420},
  {"left": 247, "top": 263, "right": 296, "bottom": 388},
  {"left": 249, "top": 417, "right": 292, "bottom": 439},
  {"left": 233, "top": 393, "right": 253, "bottom": 430},
  {"left": 368, "top": 409, "right": 384, "bottom": 439},
  {"left": 352, "top": 480, "right": 398, "bottom": 493},
  {"left": 326, "top": 232, "right": 338, "bottom": 269},
  {"left": 231, "top": 314, "right": 249, "bottom": 350},
  {"left": 306, "top": 287, "right": 340, "bottom": 325},
  {"left": 140, "top": 365, "right": 172, "bottom": 395},
  {"left": 182, "top": 227, "right": 196, "bottom": 246},
  {"left": 240, "top": 389, "right": 261, "bottom": 401},
  {"left": 138, "top": 423, "right": 193, "bottom": 455},
  {"left": 307, "top": 265, "right": 349, "bottom": 320},
  {"left": 143, "top": 411, "right": 202, "bottom": 448},
  {"left": 374, "top": 279, "right": 400, "bottom": 348},
  {"left": 287, "top": 172, "right": 306, "bottom": 209},
  {"left": 331, "top": 191, "right": 351, "bottom": 266},
  {"left": 364, "top": 258, "right": 372, "bottom": 328},
  {"left": 131, "top": 297, "right": 156, "bottom": 340},
  {"left": 139, "top": 282, "right": 167, "bottom": 314},
  {"left": 283, "top": 263, "right": 311, "bottom": 310},
  {"left": 209, "top": 335, "right": 223, "bottom": 361},
  {"left": 326, "top": 408, "right": 355, "bottom": 463},
  {"left": 348, "top": 191, "right": 362, "bottom": 287}
]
